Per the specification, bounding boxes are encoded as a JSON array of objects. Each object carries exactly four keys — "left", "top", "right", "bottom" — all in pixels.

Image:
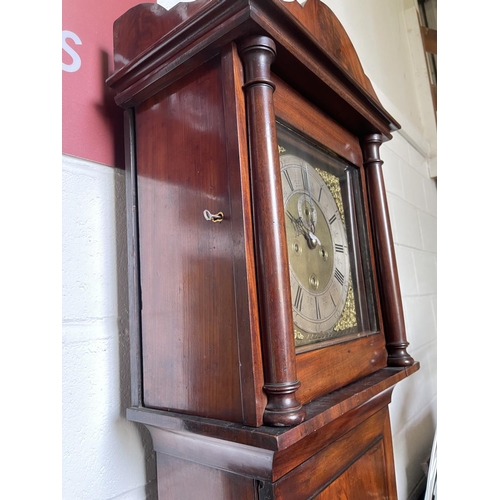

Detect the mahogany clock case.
[
  {"left": 106, "top": 1, "right": 419, "bottom": 498},
  {"left": 107, "top": 0, "right": 417, "bottom": 428}
]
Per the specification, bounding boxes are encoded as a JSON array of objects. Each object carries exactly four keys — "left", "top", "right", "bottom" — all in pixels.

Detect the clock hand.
[
  {"left": 287, "top": 210, "right": 321, "bottom": 249},
  {"left": 308, "top": 230, "right": 321, "bottom": 247},
  {"left": 286, "top": 210, "right": 302, "bottom": 237},
  {"left": 303, "top": 166, "right": 317, "bottom": 234},
  {"left": 299, "top": 218, "right": 320, "bottom": 248}
]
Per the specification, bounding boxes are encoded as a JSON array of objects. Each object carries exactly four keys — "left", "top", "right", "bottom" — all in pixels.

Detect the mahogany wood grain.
[
  {"left": 126, "top": 364, "right": 419, "bottom": 459},
  {"left": 135, "top": 56, "right": 245, "bottom": 422},
  {"left": 249, "top": 0, "right": 397, "bottom": 138},
  {"left": 271, "top": 407, "right": 395, "bottom": 499},
  {"left": 111, "top": 0, "right": 381, "bottom": 110},
  {"left": 239, "top": 35, "right": 305, "bottom": 427},
  {"left": 273, "top": 74, "right": 363, "bottom": 168},
  {"left": 296, "top": 333, "right": 387, "bottom": 405},
  {"left": 314, "top": 407, "right": 397, "bottom": 499},
  {"left": 106, "top": 1, "right": 399, "bottom": 139},
  {"left": 220, "top": 43, "right": 267, "bottom": 426},
  {"left": 362, "top": 135, "right": 414, "bottom": 367},
  {"left": 111, "top": 1, "right": 214, "bottom": 72},
  {"left": 155, "top": 410, "right": 397, "bottom": 500},
  {"left": 107, "top": 1, "right": 251, "bottom": 107},
  {"left": 355, "top": 131, "right": 387, "bottom": 362},
  {"left": 277, "top": 0, "right": 381, "bottom": 106},
  {"left": 127, "top": 366, "right": 418, "bottom": 496},
  {"left": 271, "top": 389, "right": 393, "bottom": 482},
  {"left": 381, "top": 397, "right": 399, "bottom": 500},
  {"left": 148, "top": 421, "right": 275, "bottom": 481},
  {"left": 314, "top": 438, "right": 391, "bottom": 499},
  {"left": 157, "top": 453, "right": 257, "bottom": 500},
  {"left": 128, "top": 368, "right": 413, "bottom": 494}
]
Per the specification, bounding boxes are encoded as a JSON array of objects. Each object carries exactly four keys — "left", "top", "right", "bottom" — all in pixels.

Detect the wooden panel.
[
  {"left": 157, "top": 453, "right": 257, "bottom": 500},
  {"left": 135, "top": 56, "right": 244, "bottom": 422},
  {"left": 273, "top": 74, "right": 363, "bottom": 167},
  {"left": 315, "top": 440, "right": 390, "bottom": 499},
  {"left": 273, "top": 407, "right": 396, "bottom": 499},
  {"left": 277, "top": 0, "right": 381, "bottom": 105},
  {"left": 272, "top": 389, "right": 392, "bottom": 482},
  {"left": 111, "top": 1, "right": 214, "bottom": 72},
  {"left": 296, "top": 333, "right": 387, "bottom": 405},
  {"left": 316, "top": 404, "right": 397, "bottom": 499}
]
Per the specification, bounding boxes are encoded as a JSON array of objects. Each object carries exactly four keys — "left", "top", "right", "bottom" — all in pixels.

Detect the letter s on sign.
[{"left": 62, "top": 30, "right": 82, "bottom": 73}]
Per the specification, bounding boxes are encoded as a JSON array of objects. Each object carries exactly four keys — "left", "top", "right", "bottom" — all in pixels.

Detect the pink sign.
[{"left": 62, "top": 0, "right": 153, "bottom": 166}]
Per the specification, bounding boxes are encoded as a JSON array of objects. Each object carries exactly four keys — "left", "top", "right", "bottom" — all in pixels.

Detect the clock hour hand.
[
  {"left": 286, "top": 210, "right": 321, "bottom": 249},
  {"left": 300, "top": 210, "right": 320, "bottom": 247},
  {"left": 302, "top": 222, "right": 321, "bottom": 249}
]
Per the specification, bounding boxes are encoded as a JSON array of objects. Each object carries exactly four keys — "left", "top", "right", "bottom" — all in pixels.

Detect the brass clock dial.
[
  {"left": 280, "top": 153, "right": 350, "bottom": 344},
  {"left": 276, "top": 121, "right": 377, "bottom": 350}
]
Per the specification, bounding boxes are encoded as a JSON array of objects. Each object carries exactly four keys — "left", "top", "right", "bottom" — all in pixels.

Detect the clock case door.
[
  {"left": 272, "top": 82, "right": 386, "bottom": 406},
  {"left": 107, "top": 0, "right": 415, "bottom": 428},
  {"left": 277, "top": 123, "right": 376, "bottom": 350},
  {"left": 124, "top": 47, "right": 267, "bottom": 426}
]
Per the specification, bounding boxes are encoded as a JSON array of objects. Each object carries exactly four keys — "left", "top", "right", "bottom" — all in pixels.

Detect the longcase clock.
[{"left": 107, "top": 1, "right": 419, "bottom": 498}]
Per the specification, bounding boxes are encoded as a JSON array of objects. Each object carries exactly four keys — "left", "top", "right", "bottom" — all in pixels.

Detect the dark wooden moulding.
[{"left": 107, "top": 1, "right": 418, "bottom": 498}]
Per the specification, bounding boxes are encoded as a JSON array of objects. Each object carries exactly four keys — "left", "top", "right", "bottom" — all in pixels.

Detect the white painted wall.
[
  {"left": 62, "top": 1, "right": 437, "bottom": 499},
  {"left": 62, "top": 155, "right": 157, "bottom": 499},
  {"left": 380, "top": 136, "right": 437, "bottom": 500}
]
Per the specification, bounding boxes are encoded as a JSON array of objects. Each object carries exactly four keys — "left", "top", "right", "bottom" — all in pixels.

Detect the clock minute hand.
[
  {"left": 286, "top": 210, "right": 304, "bottom": 234},
  {"left": 303, "top": 166, "right": 317, "bottom": 235}
]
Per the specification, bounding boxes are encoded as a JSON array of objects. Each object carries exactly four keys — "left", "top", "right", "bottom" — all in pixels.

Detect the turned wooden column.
[
  {"left": 362, "top": 134, "right": 414, "bottom": 367},
  {"left": 239, "top": 36, "right": 305, "bottom": 426}
]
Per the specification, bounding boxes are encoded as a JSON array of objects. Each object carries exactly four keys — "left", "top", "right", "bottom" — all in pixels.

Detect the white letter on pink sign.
[{"left": 62, "top": 31, "right": 82, "bottom": 73}]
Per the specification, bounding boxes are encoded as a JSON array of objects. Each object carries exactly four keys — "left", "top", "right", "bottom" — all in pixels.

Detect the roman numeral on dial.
[
  {"left": 334, "top": 268, "right": 344, "bottom": 286},
  {"left": 330, "top": 292, "right": 336, "bottom": 308},
  {"left": 315, "top": 297, "right": 321, "bottom": 320},
  {"left": 283, "top": 170, "right": 294, "bottom": 191},
  {"left": 294, "top": 286, "right": 304, "bottom": 312}
]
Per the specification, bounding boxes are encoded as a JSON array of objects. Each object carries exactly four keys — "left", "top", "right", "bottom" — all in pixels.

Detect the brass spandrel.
[
  {"left": 315, "top": 168, "right": 345, "bottom": 224},
  {"left": 316, "top": 168, "right": 357, "bottom": 334}
]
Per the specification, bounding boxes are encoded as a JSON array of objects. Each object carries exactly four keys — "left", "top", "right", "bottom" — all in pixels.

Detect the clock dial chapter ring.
[{"left": 280, "top": 154, "right": 350, "bottom": 338}]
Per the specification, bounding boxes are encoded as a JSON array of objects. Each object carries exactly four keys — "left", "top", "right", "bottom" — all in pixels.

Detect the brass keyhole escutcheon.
[{"left": 203, "top": 210, "right": 224, "bottom": 223}]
